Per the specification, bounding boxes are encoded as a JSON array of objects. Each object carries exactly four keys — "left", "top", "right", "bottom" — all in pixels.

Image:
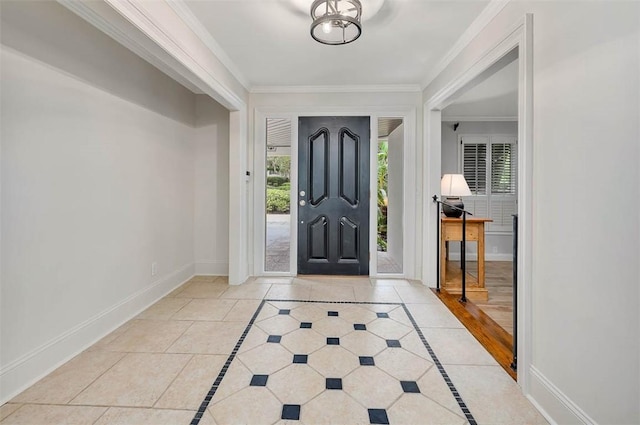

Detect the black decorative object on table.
[{"left": 442, "top": 197, "right": 464, "bottom": 218}]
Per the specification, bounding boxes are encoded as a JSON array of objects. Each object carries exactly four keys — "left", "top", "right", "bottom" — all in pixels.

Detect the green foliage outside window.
[
  {"left": 266, "top": 187, "right": 290, "bottom": 213},
  {"left": 266, "top": 156, "right": 291, "bottom": 214},
  {"left": 377, "top": 141, "right": 388, "bottom": 252}
]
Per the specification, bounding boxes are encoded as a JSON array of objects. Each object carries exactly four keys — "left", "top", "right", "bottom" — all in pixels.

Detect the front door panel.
[{"left": 298, "top": 116, "right": 370, "bottom": 275}]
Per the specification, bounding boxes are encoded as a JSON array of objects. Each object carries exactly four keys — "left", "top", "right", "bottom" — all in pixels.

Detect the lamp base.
[{"left": 442, "top": 197, "right": 464, "bottom": 218}]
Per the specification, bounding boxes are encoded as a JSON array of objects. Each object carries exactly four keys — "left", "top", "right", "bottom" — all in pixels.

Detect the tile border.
[{"left": 191, "top": 299, "right": 477, "bottom": 425}]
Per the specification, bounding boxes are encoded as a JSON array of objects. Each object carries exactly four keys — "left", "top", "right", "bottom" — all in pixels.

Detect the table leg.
[
  {"left": 478, "top": 223, "right": 486, "bottom": 288},
  {"left": 441, "top": 236, "right": 446, "bottom": 287}
]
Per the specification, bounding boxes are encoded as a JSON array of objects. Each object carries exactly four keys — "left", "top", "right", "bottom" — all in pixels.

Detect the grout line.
[
  {"left": 219, "top": 299, "right": 241, "bottom": 322},
  {"left": 189, "top": 299, "right": 267, "bottom": 425},
  {"left": 152, "top": 353, "right": 195, "bottom": 409},
  {"left": 65, "top": 351, "right": 128, "bottom": 406}
]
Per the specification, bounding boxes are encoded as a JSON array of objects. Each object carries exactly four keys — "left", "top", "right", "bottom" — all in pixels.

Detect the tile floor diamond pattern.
[
  {"left": 203, "top": 300, "right": 473, "bottom": 425},
  {"left": 2, "top": 277, "right": 548, "bottom": 425}
]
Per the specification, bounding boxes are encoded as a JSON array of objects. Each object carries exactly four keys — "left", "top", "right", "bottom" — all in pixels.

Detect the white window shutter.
[
  {"left": 490, "top": 138, "right": 517, "bottom": 195},
  {"left": 464, "top": 197, "right": 489, "bottom": 218},
  {"left": 488, "top": 199, "right": 517, "bottom": 232},
  {"left": 460, "top": 135, "right": 518, "bottom": 233},
  {"left": 461, "top": 136, "right": 488, "bottom": 195}
]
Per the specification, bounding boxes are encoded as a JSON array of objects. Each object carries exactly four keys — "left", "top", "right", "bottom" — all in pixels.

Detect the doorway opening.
[
  {"left": 257, "top": 109, "right": 417, "bottom": 279},
  {"left": 436, "top": 47, "right": 519, "bottom": 379},
  {"left": 440, "top": 50, "right": 519, "bottom": 336},
  {"left": 424, "top": 14, "right": 533, "bottom": 381}
]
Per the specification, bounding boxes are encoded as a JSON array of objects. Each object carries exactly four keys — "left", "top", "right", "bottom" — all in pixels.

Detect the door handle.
[{"left": 299, "top": 200, "right": 306, "bottom": 206}]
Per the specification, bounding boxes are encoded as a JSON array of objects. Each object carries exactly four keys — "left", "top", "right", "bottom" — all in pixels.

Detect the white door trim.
[{"left": 422, "top": 14, "right": 534, "bottom": 392}]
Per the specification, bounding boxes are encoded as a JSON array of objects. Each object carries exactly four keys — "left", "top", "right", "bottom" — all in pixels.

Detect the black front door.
[{"left": 297, "top": 116, "right": 370, "bottom": 275}]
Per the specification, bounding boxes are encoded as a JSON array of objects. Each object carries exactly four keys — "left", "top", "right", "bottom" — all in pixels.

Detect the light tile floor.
[{"left": 1, "top": 276, "right": 548, "bottom": 425}]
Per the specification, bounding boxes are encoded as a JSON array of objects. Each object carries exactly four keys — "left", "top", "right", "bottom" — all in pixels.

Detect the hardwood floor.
[
  {"left": 434, "top": 260, "right": 516, "bottom": 380},
  {"left": 446, "top": 261, "right": 514, "bottom": 335}
]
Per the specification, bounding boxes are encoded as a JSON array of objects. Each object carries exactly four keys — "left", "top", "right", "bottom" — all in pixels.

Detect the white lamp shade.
[{"left": 441, "top": 174, "right": 472, "bottom": 197}]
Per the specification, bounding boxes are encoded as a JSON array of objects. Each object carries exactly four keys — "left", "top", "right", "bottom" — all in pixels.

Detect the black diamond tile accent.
[
  {"left": 368, "top": 409, "right": 389, "bottom": 424},
  {"left": 327, "top": 337, "right": 340, "bottom": 345},
  {"left": 376, "top": 312, "right": 390, "bottom": 318},
  {"left": 359, "top": 356, "right": 375, "bottom": 366},
  {"left": 354, "top": 323, "right": 367, "bottom": 331},
  {"left": 250, "top": 374, "right": 268, "bottom": 387},
  {"left": 326, "top": 378, "right": 343, "bottom": 390},
  {"left": 279, "top": 309, "right": 291, "bottom": 315},
  {"left": 328, "top": 311, "right": 339, "bottom": 317},
  {"left": 267, "top": 335, "right": 282, "bottom": 343},
  {"left": 300, "top": 322, "right": 312, "bottom": 329},
  {"left": 401, "top": 381, "right": 421, "bottom": 393},
  {"left": 386, "top": 339, "right": 401, "bottom": 348},
  {"left": 282, "top": 404, "right": 301, "bottom": 420},
  {"left": 293, "top": 354, "right": 308, "bottom": 364}
]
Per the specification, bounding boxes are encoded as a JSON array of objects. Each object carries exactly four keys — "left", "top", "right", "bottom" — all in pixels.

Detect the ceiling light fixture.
[{"left": 310, "top": 0, "right": 362, "bottom": 45}]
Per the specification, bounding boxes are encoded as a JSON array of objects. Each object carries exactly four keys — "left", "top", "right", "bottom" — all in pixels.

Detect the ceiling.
[
  {"left": 443, "top": 56, "right": 518, "bottom": 118},
  {"left": 181, "top": 0, "right": 491, "bottom": 89}
]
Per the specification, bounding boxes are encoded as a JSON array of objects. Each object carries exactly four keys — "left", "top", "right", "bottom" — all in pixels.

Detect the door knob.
[{"left": 299, "top": 200, "right": 306, "bottom": 206}]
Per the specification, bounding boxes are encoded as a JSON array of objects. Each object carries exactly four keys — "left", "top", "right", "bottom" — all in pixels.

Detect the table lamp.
[{"left": 440, "top": 174, "right": 472, "bottom": 218}]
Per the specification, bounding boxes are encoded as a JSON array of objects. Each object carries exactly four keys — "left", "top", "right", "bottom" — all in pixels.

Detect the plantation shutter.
[
  {"left": 490, "top": 141, "right": 517, "bottom": 195},
  {"left": 462, "top": 138, "right": 487, "bottom": 195},
  {"left": 459, "top": 135, "right": 517, "bottom": 233}
]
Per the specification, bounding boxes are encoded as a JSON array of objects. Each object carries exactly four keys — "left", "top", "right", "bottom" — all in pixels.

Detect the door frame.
[
  {"left": 422, "top": 15, "right": 533, "bottom": 390},
  {"left": 254, "top": 107, "right": 417, "bottom": 279}
]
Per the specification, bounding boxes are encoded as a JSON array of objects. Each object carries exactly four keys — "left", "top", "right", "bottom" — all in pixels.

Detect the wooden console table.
[{"left": 440, "top": 216, "right": 492, "bottom": 301}]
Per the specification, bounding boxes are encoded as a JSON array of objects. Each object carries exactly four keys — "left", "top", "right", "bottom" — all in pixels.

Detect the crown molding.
[
  {"left": 58, "top": 0, "right": 202, "bottom": 94},
  {"left": 107, "top": 0, "right": 245, "bottom": 109},
  {"left": 250, "top": 84, "right": 422, "bottom": 94},
  {"left": 59, "top": 0, "right": 246, "bottom": 110},
  {"left": 421, "top": 0, "right": 511, "bottom": 90},
  {"left": 166, "top": 0, "right": 250, "bottom": 90},
  {"left": 442, "top": 115, "right": 517, "bottom": 122}
]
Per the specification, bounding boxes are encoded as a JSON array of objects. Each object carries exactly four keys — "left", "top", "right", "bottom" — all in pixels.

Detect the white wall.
[
  {"left": 386, "top": 124, "right": 404, "bottom": 269},
  {"left": 441, "top": 121, "right": 517, "bottom": 260},
  {"left": 0, "top": 1, "right": 198, "bottom": 402},
  {"left": 425, "top": 2, "right": 639, "bottom": 424},
  {"left": 194, "top": 95, "right": 230, "bottom": 275}
]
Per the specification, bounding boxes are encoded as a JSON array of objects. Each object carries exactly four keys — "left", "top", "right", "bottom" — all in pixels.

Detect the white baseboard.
[
  {"left": 0, "top": 263, "right": 195, "bottom": 404},
  {"left": 528, "top": 365, "right": 597, "bottom": 425},
  {"left": 194, "top": 261, "right": 228, "bottom": 276},
  {"left": 447, "top": 253, "right": 513, "bottom": 261}
]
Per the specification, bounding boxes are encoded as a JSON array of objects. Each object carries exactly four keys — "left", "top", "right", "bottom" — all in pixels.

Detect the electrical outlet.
[
  {"left": 492, "top": 247, "right": 498, "bottom": 254},
  {"left": 151, "top": 262, "right": 157, "bottom": 276}
]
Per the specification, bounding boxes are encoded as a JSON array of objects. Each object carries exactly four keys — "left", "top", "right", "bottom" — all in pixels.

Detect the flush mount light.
[{"left": 310, "top": 0, "right": 362, "bottom": 45}]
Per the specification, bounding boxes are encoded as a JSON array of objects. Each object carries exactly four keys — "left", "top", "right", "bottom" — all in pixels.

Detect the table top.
[{"left": 441, "top": 215, "right": 493, "bottom": 223}]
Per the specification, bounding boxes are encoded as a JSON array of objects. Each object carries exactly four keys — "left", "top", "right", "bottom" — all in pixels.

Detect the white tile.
[
  {"left": 0, "top": 405, "right": 106, "bottom": 425},
  {"left": 446, "top": 365, "right": 549, "bottom": 424},
  {"left": 421, "top": 327, "right": 498, "bottom": 366},
  {"left": 70, "top": 353, "right": 191, "bottom": 407}
]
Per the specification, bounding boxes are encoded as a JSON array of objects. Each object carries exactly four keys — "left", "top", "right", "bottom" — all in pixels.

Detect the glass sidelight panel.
[
  {"left": 265, "top": 118, "right": 292, "bottom": 272},
  {"left": 377, "top": 118, "right": 404, "bottom": 274}
]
